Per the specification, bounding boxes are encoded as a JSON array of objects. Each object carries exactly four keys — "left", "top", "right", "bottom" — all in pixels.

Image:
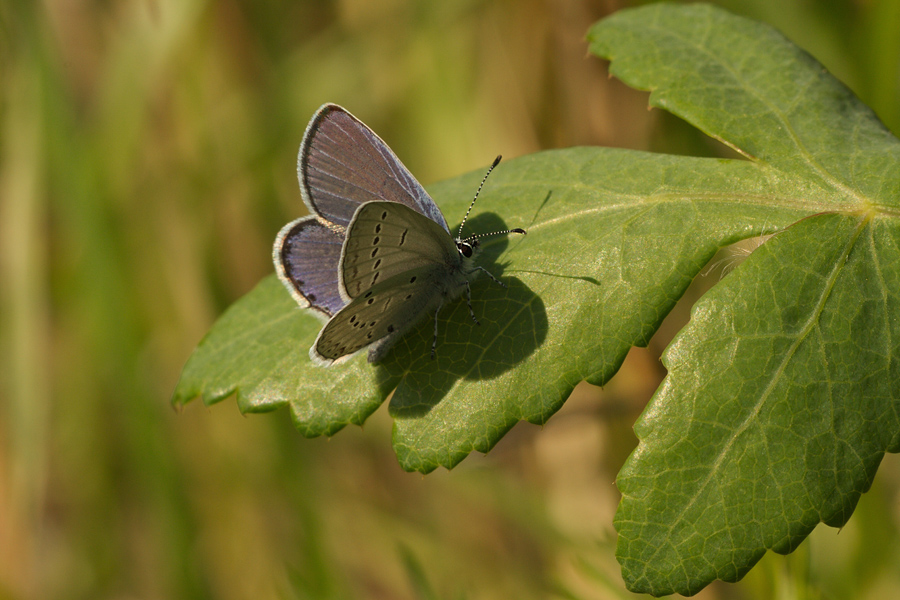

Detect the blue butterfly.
[{"left": 274, "top": 104, "right": 525, "bottom": 366}]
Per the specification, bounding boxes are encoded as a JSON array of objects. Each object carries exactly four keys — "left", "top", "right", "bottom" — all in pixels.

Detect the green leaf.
[
  {"left": 587, "top": 3, "right": 900, "bottom": 596},
  {"left": 174, "top": 146, "right": 814, "bottom": 467},
  {"left": 173, "top": 275, "right": 384, "bottom": 437},
  {"left": 175, "top": 2, "right": 900, "bottom": 595},
  {"left": 588, "top": 3, "right": 900, "bottom": 207},
  {"left": 616, "top": 212, "right": 900, "bottom": 595},
  {"left": 382, "top": 151, "right": 811, "bottom": 473}
]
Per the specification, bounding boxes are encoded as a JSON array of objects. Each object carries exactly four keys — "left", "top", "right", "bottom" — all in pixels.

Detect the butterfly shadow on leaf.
[{"left": 378, "top": 212, "right": 548, "bottom": 418}]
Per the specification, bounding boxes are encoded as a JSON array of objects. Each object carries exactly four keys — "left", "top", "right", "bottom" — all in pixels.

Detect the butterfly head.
[{"left": 456, "top": 238, "right": 479, "bottom": 259}]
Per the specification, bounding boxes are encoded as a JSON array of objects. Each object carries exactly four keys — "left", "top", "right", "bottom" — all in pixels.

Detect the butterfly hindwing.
[
  {"left": 273, "top": 216, "right": 346, "bottom": 316},
  {"left": 340, "top": 201, "right": 461, "bottom": 301},
  {"left": 311, "top": 266, "right": 457, "bottom": 365},
  {"left": 299, "top": 104, "right": 450, "bottom": 231}
]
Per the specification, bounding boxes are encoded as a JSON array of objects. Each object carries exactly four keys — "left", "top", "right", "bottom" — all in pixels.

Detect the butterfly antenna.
[
  {"left": 460, "top": 227, "right": 526, "bottom": 244},
  {"left": 458, "top": 155, "right": 502, "bottom": 239}
]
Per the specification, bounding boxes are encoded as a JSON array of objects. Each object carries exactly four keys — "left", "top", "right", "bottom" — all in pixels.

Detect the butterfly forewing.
[
  {"left": 312, "top": 267, "right": 446, "bottom": 364},
  {"left": 273, "top": 216, "right": 346, "bottom": 316},
  {"left": 340, "top": 201, "right": 460, "bottom": 300},
  {"left": 300, "top": 105, "right": 449, "bottom": 231}
]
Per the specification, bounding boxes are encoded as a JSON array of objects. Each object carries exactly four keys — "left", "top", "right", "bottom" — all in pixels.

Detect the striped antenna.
[
  {"left": 458, "top": 155, "right": 503, "bottom": 239},
  {"left": 460, "top": 227, "right": 526, "bottom": 244}
]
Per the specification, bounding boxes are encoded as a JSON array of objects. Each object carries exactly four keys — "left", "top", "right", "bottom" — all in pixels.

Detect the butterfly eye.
[{"left": 457, "top": 242, "right": 474, "bottom": 258}]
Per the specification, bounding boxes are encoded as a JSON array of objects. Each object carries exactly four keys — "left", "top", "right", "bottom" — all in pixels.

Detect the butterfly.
[{"left": 273, "top": 104, "right": 525, "bottom": 366}]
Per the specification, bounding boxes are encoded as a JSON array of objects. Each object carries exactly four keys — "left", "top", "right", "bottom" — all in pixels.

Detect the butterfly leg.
[
  {"left": 431, "top": 302, "right": 443, "bottom": 359},
  {"left": 474, "top": 266, "right": 506, "bottom": 288},
  {"left": 464, "top": 280, "right": 480, "bottom": 326}
]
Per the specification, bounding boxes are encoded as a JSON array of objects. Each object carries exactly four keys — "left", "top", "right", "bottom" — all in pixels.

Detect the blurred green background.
[{"left": 2, "top": 0, "right": 900, "bottom": 598}]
